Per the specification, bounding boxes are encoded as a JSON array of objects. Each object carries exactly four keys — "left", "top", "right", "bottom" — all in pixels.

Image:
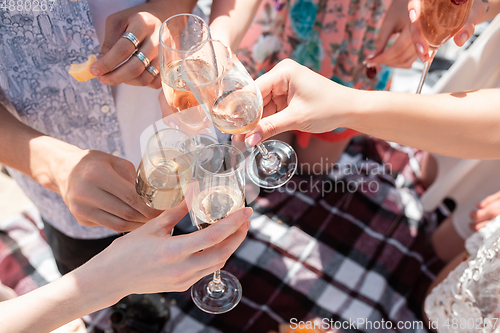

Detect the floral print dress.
[{"left": 236, "top": 0, "right": 393, "bottom": 147}]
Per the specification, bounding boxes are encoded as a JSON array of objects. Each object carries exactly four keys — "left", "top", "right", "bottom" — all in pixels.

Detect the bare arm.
[
  {"left": 0, "top": 105, "right": 76, "bottom": 193},
  {"left": 209, "top": 0, "right": 262, "bottom": 51},
  {"left": 0, "top": 205, "right": 252, "bottom": 333},
  {"left": 242, "top": 59, "right": 500, "bottom": 159},
  {"left": 0, "top": 105, "right": 158, "bottom": 231}
]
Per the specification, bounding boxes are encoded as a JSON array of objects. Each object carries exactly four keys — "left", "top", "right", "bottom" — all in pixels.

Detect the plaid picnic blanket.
[
  {"left": 0, "top": 206, "right": 60, "bottom": 296},
  {"left": 0, "top": 137, "right": 445, "bottom": 333},
  {"left": 166, "top": 137, "right": 445, "bottom": 333}
]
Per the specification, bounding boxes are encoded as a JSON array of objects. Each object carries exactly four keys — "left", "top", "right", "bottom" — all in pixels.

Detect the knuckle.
[
  {"left": 205, "top": 229, "right": 222, "bottom": 246},
  {"left": 123, "top": 188, "right": 139, "bottom": 207},
  {"left": 130, "top": 62, "right": 146, "bottom": 77}
]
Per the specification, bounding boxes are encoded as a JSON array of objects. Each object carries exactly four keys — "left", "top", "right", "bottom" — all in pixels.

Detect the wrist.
[{"left": 31, "top": 136, "right": 83, "bottom": 194}]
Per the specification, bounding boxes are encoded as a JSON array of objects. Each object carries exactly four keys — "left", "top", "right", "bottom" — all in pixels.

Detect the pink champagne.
[{"left": 420, "top": 0, "right": 474, "bottom": 47}]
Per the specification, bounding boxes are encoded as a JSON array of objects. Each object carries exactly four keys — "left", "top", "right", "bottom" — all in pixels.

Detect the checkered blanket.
[
  {"left": 166, "top": 137, "right": 444, "bottom": 333},
  {"left": 0, "top": 138, "right": 444, "bottom": 333},
  {"left": 0, "top": 206, "right": 60, "bottom": 296}
]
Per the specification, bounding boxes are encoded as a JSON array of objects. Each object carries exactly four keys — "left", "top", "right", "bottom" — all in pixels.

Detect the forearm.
[
  {"left": 0, "top": 106, "right": 80, "bottom": 193},
  {"left": 0, "top": 253, "right": 123, "bottom": 333},
  {"left": 348, "top": 89, "right": 500, "bottom": 159},
  {"left": 210, "top": 0, "right": 262, "bottom": 51}
]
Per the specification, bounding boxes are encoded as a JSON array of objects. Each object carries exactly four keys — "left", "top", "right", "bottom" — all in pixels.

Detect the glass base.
[
  {"left": 191, "top": 271, "right": 242, "bottom": 314},
  {"left": 247, "top": 140, "right": 297, "bottom": 189}
]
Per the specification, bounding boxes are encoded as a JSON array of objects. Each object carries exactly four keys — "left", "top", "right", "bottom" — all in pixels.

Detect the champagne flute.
[
  {"left": 415, "top": 0, "right": 474, "bottom": 93},
  {"left": 159, "top": 14, "right": 210, "bottom": 126},
  {"left": 135, "top": 128, "right": 196, "bottom": 210},
  {"left": 181, "top": 39, "right": 297, "bottom": 189},
  {"left": 190, "top": 144, "right": 245, "bottom": 314}
]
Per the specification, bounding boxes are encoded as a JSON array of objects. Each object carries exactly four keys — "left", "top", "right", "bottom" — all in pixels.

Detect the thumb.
[
  {"left": 453, "top": 22, "right": 475, "bottom": 47},
  {"left": 244, "top": 107, "right": 298, "bottom": 146}
]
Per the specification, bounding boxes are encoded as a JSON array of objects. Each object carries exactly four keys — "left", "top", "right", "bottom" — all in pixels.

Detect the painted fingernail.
[
  {"left": 243, "top": 207, "right": 253, "bottom": 219},
  {"left": 416, "top": 43, "right": 425, "bottom": 57},
  {"left": 90, "top": 67, "right": 101, "bottom": 76},
  {"left": 245, "top": 133, "right": 262, "bottom": 147},
  {"left": 409, "top": 9, "right": 417, "bottom": 23},
  {"left": 460, "top": 32, "right": 468, "bottom": 45}
]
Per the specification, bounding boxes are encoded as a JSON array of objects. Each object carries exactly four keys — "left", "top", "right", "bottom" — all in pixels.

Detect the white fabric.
[
  {"left": 425, "top": 215, "right": 500, "bottom": 333},
  {"left": 421, "top": 16, "right": 500, "bottom": 240}
]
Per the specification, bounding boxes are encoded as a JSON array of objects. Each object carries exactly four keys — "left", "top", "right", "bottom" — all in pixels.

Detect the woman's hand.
[
  {"left": 366, "top": 0, "right": 418, "bottom": 69},
  {"left": 97, "top": 204, "right": 253, "bottom": 298},
  {"left": 470, "top": 190, "right": 500, "bottom": 231},
  {"left": 408, "top": 0, "right": 490, "bottom": 62},
  {"left": 243, "top": 59, "right": 354, "bottom": 147}
]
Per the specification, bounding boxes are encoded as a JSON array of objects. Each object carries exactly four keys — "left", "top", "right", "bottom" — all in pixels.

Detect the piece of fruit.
[{"left": 68, "top": 54, "right": 97, "bottom": 82}]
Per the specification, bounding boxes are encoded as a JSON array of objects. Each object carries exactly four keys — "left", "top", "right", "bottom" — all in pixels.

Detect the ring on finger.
[
  {"left": 146, "top": 65, "right": 159, "bottom": 78},
  {"left": 134, "top": 51, "right": 150, "bottom": 68},
  {"left": 121, "top": 32, "right": 140, "bottom": 49}
]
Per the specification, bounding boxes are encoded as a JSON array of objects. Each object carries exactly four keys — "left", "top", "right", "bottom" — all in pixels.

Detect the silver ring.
[
  {"left": 146, "top": 65, "right": 159, "bottom": 78},
  {"left": 121, "top": 32, "right": 140, "bottom": 49},
  {"left": 134, "top": 51, "right": 150, "bottom": 68}
]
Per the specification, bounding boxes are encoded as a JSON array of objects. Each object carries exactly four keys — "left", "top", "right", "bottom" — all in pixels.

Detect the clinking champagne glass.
[
  {"left": 181, "top": 39, "right": 298, "bottom": 189},
  {"left": 415, "top": 0, "right": 474, "bottom": 94},
  {"left": 135, "top": 128, "right": 196, "bottom": 210},
  {"left": 159, "top": 14, "right": 210, "bottom": 127},
  {"left": 190, "top": 144, "right": 245, "bottom": 314}
]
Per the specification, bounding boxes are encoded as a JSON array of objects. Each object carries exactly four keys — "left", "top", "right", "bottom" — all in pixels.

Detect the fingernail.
[
  {"left": 245, "top": 133, "right": 262, "bottom": 147},
  {"left": 416, "top": 43, "right": 425, "bottom": 57},
  {"left": 460, "top": 32, "right": 468, "bottom": 45},
  {"left": 97, "top": 54, "right": 104, "bottom": 59},
  {"left": 90, "top": 67, "right": 101, "bottom": 76},
  {"left": 243, "top": 207, "right": 253, "bottom": 219},
  {"left": 365, "top": 62, "right": 375, "bottom": 68},
  {"left": 409, "top": 9, "right": 417, "bottom": 23}
]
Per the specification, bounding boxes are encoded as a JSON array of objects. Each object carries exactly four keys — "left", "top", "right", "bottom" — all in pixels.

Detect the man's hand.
[
  {"left": 470, "top": 190, "right": 500, "bottom": 231},
  {"left": 365, "top": 0, "right": 418, "bottom": 69},
  {"left": 55, "top": 149, "right": 160, "bottom": 232},
  {"left": 90, "top": 0, "right": 197, "bottom": 88}
]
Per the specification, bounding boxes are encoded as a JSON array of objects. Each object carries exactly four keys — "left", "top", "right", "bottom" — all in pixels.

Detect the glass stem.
[
  {"left": 257, "top": 143, "right": 280, "bottom": 173},
  {"left": 416, "top": 47, "right": 437, "bottom": 95},
  {"left": 208, "top": 270, "right": 225, "bottom": 294}
]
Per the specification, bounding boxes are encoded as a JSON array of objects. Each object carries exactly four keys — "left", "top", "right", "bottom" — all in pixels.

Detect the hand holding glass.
[
  {"left": 415, "top": 0, "right": 474, "bottom": 93},
  {"left": 190, "top": 144, "right": 245, "bottom": 314},
  {"left": 181, "top": 40, "right": 297, "bottom": 189}
]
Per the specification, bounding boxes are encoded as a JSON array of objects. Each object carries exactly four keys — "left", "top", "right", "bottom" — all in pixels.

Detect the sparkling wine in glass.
[
  {"left": 190, "top": 144, "right": 245, "bottom": 314},
  {"left": 415, "top": 0, "right": 474, "bottom": 93},
  {"left": 159, "top": 14, "right": 210, "bottom": 126},
  {"left": 181, "top": 39, "right": 297, "bottom": 189},
  {"left": 135, "top": 128, "right": 196, "bottom": 210}
]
